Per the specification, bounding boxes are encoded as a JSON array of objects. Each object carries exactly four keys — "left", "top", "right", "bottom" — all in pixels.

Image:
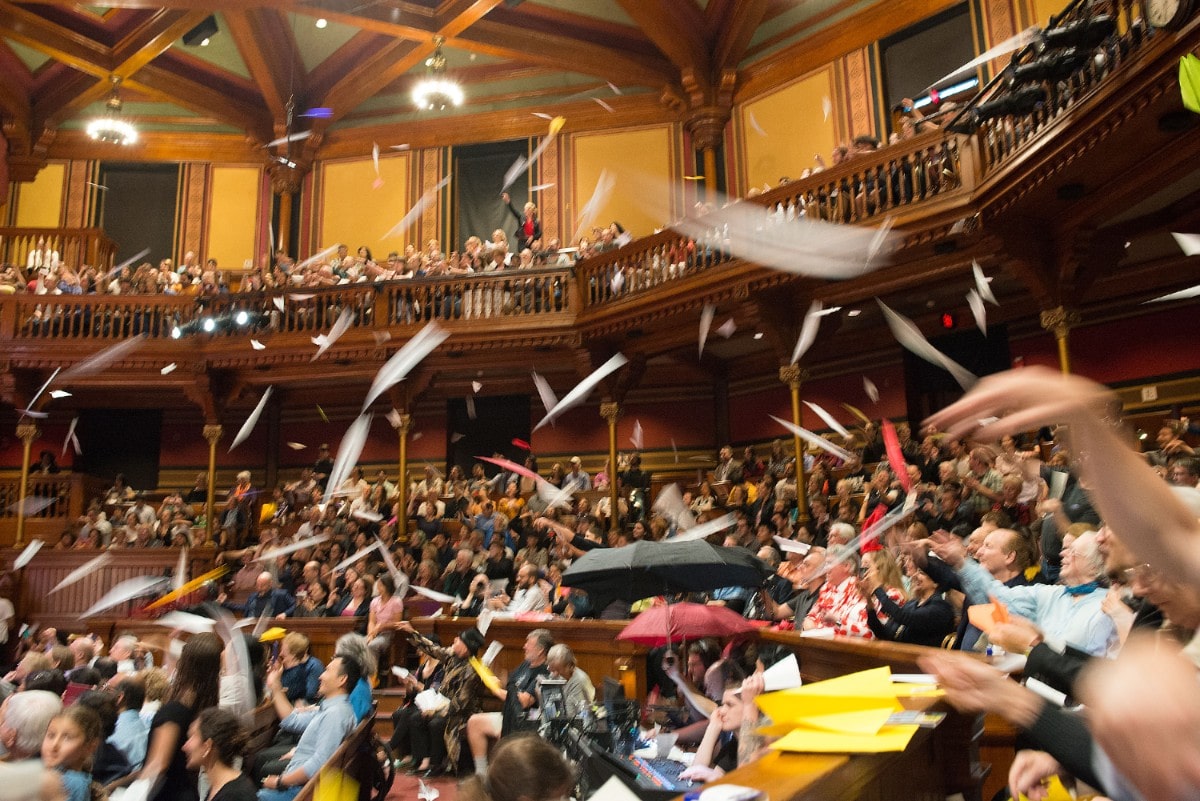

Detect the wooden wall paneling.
[
  {"left": 974, "top": 0, "right": 1021, "bottom": 84},
  {"left": 175, "top": 163, "right": 207, "bottom": 266},
  {"left": 539, "top": 135, "right": 561, "bottom": 245},
  {"left": 62, "top": 159, "right": 90, "bottom": 229},
  {"left": 419, "top": 146, "right": 445, "bottom": 252},
  {"left": 840, "top": 47, "right": 878, "bottom": 140}
]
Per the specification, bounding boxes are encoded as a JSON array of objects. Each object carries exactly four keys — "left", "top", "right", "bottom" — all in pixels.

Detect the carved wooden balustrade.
[
  {"left": 0, "top": 265, "right": 579, "bottom": 344},
  {"left": 0, "top": 227, "right": 118, "bottom": 274},
  {"left": 964, "top": 0, "right": 1151, "bottom": 177},
  {"left": 0, "top": 473, "right": 110, "bottom": 544},
  {"left": 0, "top": 2, "right": 1194, "bottom": 359}
]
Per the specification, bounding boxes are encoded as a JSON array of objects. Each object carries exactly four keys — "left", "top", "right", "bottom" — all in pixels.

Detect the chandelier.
[
  {"left": 86, "top": 76, "right": 138, "bottom": 145},
  {"left": 412, "top": 36, "right": 464, "bottom": 111}
]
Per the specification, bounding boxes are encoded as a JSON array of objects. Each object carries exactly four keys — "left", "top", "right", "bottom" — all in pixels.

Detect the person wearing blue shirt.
[
  {"left": 278, "top": 634, "right": 323, "bottom": 705},
  {"left": 108, "top": 679, "right": 149, "bottom": 770},
  {"left": 220, "top": 572, "right": 295, "bottom": 619},
  {"left": 259, "top": 656, "right": 361, "bottom": 800},
  {"left": 934, "top": 529, "right": 1117, "bottom": 657}
]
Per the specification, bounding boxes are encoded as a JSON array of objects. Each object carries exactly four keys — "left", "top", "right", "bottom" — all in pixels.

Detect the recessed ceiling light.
[
  {"left": 753, "top": 332, "right": 764, "bottom": 340},
  {"left": 846, "top": 309, "right": 861, "bottom": 317},
  {"left": 200, "top": 37, "right": 210, "bottom": 46},
  {"left": 315, "top": 17, "right": 327, "bottom": 28}
]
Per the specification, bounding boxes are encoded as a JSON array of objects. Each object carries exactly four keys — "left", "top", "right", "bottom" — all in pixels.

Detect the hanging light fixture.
[
  {"left": 412, "top": 36, "right": 464, "bottom": 111},
  {"left": 86, "top": 76, "right": 138, "bottom": 145}
]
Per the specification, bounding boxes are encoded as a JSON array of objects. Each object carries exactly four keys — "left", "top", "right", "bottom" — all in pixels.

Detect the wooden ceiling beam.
[
  {"left": 223, "top": 7, "right": 295, "bottom": 120},
  {"left": 0, "top": 1, "right": 110, "bottom": 75},
  {"left": 452, "top": 20, "right": 675, "bottom": 88},
  {"left": 612, "top": 0, "right": 706, "bottom": 83},
  {"left": 712, "top": 0, "right": 771, "bottom": 75},
  {"left": 309, "top": 0, "right": 505, "bottom": 131},
  {"left": 30, "top": 8, "right": 210, "bottom": 130},
  {"left": 129, "top": 64, "right": 273, "bottom": 142}
]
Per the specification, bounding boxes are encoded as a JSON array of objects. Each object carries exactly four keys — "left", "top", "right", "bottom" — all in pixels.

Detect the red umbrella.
[{"left": 616, "top": 601, "right": 755, "bottom": 647}]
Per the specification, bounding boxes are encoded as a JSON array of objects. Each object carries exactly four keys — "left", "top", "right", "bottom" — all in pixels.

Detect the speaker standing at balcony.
[{"left": 501, "top": 192, "right": 541, "bottom": 253}]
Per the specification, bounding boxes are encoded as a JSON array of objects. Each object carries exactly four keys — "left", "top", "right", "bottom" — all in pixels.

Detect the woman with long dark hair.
[{"left": 141, "top": 632, "right": 223, "bottom": 801}]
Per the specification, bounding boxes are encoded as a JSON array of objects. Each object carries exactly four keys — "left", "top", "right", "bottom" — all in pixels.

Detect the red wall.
[{"left": 3, "top": 305, "right": 1196, "bottom": 474}]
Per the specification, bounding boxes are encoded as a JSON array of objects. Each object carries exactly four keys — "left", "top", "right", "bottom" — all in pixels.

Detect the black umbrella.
[{"left": 561, "top": 539, "right": 771, "bottom": 602}]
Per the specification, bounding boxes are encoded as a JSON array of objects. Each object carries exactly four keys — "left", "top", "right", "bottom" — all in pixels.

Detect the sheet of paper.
[{"left": 769, "top": 724, "right": 918, "bottom": 754}]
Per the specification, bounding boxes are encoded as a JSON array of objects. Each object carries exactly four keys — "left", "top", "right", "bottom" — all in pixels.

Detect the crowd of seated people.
[
  {"left": 4, "top": 368, "right": 1198, "bottom": 797},
  {"left": 0, "top": 612, "right": 379, "bottom": 801}
]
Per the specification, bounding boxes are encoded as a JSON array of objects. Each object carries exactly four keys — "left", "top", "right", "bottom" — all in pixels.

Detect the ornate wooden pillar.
[
  {"left": 268, "top": 164, "right": 302, "bottom": 257},
  {"left": 1040, "top": 306, "right": 1080, "bottom": 375},
  {"left": 203, "top": 425, "right": 223, "bottom": 543},
  {"left": 779, "top": 365, "right": 810, "bottom": 525},
  {"left": 395, "top": 413, "right": 412, "bottom": 538},
  {"left": 14, "top": 422, "right": 40, "bottom": 546},
  {"left": 600, "top": 401, "right": 621, "bottom": 534}
]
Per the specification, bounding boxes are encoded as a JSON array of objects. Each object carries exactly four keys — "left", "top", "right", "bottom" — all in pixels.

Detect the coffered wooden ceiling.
[{"left": 0, "top": 0, "right": 958, "bottom": 164}]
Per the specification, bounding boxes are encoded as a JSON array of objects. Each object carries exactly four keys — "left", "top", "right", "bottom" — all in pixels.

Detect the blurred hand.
[
  {"left": 930, "top": 530, "right": 966, "bottom": 569},
  {"left": 989, "top": 618, "right": 1043, "bottom": 654},
  {"left": 1008, "top": 750, "right": 1066, "bottom": 801}
]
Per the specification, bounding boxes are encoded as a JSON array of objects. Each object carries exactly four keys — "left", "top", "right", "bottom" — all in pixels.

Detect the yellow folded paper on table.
[
  {"left": 755, "top": 667, "right": 910, "bottom": 727},
  {"left": 756, "top": 667, "right": 934, "bottom": 753},
  {"left": 470, "top": 656, "right": 503, "bottom": 694},
  {"left": 771, "top": 724, "right": 919, "bottom": 754}
]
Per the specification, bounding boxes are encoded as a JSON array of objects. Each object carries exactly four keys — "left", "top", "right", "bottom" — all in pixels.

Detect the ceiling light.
[
  {"left": 86, "top": 76, "right": 138, "bottom": 146},
  {"left": 847, "top": 309, "right": 861, "bottom": 317},
  {"left": 412, "top": 36, "right": 464, "bottom": 111},
  {"left": 200, "top": 37, "right": 210, "bottom": 46},
  {"left": 753, "top": 332, "right": 764, "bottom": 340},
  {"left": 315, "top": 17, "right": 327, "bottom": 28}
]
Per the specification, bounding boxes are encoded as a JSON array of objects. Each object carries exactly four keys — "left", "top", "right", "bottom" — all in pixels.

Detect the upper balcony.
[{"left": 0, "top": 0, "right": 1197, "bottom": 418}]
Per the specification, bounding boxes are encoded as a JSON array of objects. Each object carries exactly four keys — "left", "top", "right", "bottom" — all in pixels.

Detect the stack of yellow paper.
[{"left": 755, "top": 667, "right": 941, "bottom": 754}]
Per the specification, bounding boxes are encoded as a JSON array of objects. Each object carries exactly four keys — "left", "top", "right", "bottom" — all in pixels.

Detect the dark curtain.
[
  {"left": 446, "top": 395, "right": 532, "bottom": 477},
  {"left": 76, "top": 409, "right": 163, "bottom": 490},
  {"left": 905, "top": 324, "right": 1011, "bottom": 422},
  {"left": 98, "top": 162, "right": 180, "bottom": 264},
  {"left": 452, "top": 140, "right": 530, "bottom": 252},
  {"left": 880, "top": 3, "right": 974, "bottom": 106}
]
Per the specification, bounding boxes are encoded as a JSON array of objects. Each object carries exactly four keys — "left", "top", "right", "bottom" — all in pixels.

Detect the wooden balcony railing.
[
  {"left": 1, "top": 266, "right": 579, "bottom": 343},
  {"left": 956, "top": 0, "right": 1150, "bottom": 178},
  {"left": 0, "top": 473, "right": 109, "bottom": 546},
  {"left": 0, "top": 1, "right": 1188, "bottom": 353},
  {"left": 0, "top": 227, "right": 118, "bottom": 273}
]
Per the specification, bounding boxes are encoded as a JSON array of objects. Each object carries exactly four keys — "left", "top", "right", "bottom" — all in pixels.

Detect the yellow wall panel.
[
  {"left": 15, "top": 163, "right": 65, "bottom": 228},
  {"left": 206, "top": 166, "right": 261, "bottom": 272},
  {"left": 571, "top": 126, "right": 673, "bottom": 242},
  {"left": 320, "top": 154, "right": 413, "bottom": 255},
  {"left": 1029, "top": 0, "right": 1065, "bottom": 24},
  {"left": 741, "top": 71, "right": 836, "bottom": 193}
]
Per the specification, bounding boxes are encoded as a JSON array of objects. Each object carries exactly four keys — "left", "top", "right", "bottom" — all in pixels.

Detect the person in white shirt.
[
  {"left": 490, "top": 564, "right": 547, "bottom": 614},
  {"left": 25, "top": 238, "right": 59, "bottom": 273}
]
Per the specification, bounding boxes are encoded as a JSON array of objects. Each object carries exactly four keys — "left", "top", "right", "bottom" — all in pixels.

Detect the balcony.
[{"left": 0, "top": 0, "right": 1196, "bottom": 411}]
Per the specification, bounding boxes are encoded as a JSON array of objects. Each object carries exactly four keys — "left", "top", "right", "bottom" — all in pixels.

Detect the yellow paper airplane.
[
  {"left": 469, "top": 656, "right": 503, "bottom": 694},
  {"left": 770, "top": 724, "right": 919, "bottom": 754},
  {"left": 144, "top": 565, "right": 229, "bottom": 610}
]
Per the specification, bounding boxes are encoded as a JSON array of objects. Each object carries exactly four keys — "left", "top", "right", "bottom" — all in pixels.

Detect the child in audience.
[{"left": 42, "top": 705, "right": 102, "bottom": 801}]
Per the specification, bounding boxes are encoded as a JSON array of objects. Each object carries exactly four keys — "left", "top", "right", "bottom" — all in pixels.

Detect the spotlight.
[
  {"left": 170, "top": 325, "right": 182, "bottom": 339},
  {"left": 183, "top": 15, "right": 219, "bottom": 47},
  {"left": 1041, "top": 15, "right": 1116, "bottom": 50},
  {"left": 201, "top": 317, "right": 216, "bottom": 333},
  {"left": 234, "top": 310, "right": 250, "bottom": 326},
  {"left": 1012, "top": 48, "right": 1092, "bottom": 84},
  {"left": 316, "top": 17, "right": 327, "bottom": 28}
]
